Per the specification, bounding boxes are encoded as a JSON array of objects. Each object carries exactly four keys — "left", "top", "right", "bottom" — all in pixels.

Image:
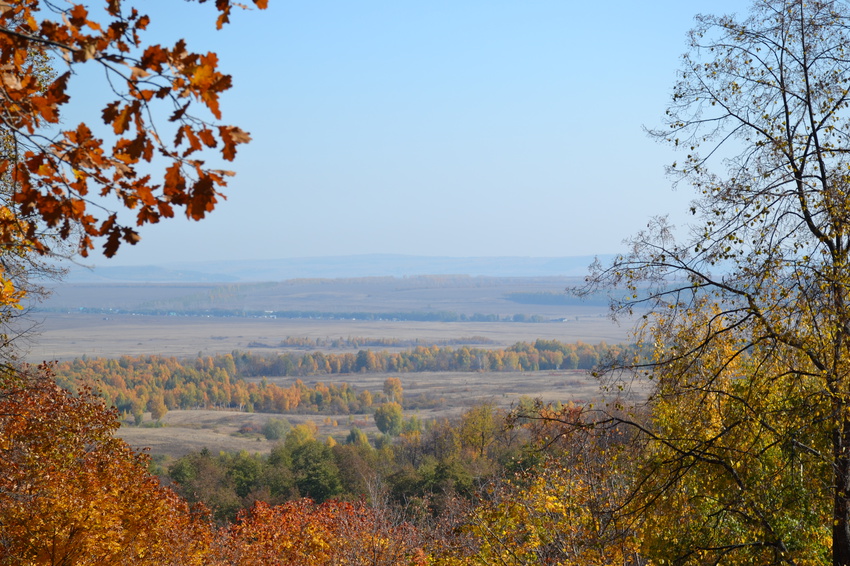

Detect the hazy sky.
[{"left": 81, "top": 1, "right": 746, "bottom": 266}]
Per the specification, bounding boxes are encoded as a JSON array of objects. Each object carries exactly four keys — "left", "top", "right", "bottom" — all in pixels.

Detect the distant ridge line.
[{"left": 63, "top": 254, "right": 613, "bottom": 283}]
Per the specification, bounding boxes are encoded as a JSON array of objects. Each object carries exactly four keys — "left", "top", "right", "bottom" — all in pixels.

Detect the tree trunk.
[{"left": 835, "top": 422, "right": 850, "bottom": 566}]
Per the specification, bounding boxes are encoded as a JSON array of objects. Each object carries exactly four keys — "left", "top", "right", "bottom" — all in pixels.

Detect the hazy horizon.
[{"left": 64, "top": 253, "right": 610, "bottom": 283}]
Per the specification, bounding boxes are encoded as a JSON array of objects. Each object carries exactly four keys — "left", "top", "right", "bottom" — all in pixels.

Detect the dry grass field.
[
  {"left": 25, "top": 276, "right": 632, "bottom": 361},
  {"left": 118, "top": 369, "right": 645, "bottom": 459},
  {"left": 24, "top": 312, "right": 631, "bottom": 362}
]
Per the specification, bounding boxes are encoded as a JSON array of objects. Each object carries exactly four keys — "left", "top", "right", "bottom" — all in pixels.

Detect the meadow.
[{"left": 117, "top": 369, "right": 619, "bottom": 459}]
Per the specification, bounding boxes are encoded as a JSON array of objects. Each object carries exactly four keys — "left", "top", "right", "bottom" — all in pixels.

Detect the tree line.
[
  {"left": 247, "top": 334, "right": 496, "bottom": 350},
  {"left": 51, "top": 339, "right": 628, "bottom": 420},
  {"left": 44, "top": 306, "right": 554, "bottom": 322}
]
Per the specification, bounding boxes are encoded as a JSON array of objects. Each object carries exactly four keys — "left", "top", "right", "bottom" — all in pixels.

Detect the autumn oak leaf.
[
  {"left": 0, "top": 0, "right": 267, "bottom": 285},
  {"left": 218, "top": 126, "right": 251, "bottom": 161}
]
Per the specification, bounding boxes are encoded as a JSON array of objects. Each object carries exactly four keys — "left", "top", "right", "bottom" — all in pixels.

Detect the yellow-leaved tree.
[
  {"left": 440, "top": 424, "right": 642, "bottom": 566},
  {"left": 578, "top": 0, "right": 850, "bottom": 563},
  {"left": 630, "top": 304, "right": 832, "bottom": 564}
]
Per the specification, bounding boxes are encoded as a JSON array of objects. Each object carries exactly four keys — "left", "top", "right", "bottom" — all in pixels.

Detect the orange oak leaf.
[{"left": 0, "top": 0, "right": 267, "bottom": 273}]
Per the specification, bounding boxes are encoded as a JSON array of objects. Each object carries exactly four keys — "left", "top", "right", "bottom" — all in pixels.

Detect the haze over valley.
[{"left": 27, "top": 255, "right": 628, "bottom": 362}]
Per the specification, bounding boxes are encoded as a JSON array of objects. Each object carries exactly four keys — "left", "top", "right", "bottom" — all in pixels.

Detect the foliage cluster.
[
  {"left": 229, "top": 340, "right": 624, "bottom": 375},
  {"left": 161, "top": 398, "right": 642, "bottom": 563},
  {"left": 164, "top": 401, "right": 513, "bottom": 525},
  {"left": 569, "top": 0, "right": 850, "bottom": 562},
  {"left": 53, "top": 353, "right": 379, "bottom": 418},
  {"left": 0, "top": 0, "right": 262, "bottom": 268},
  {"left": 9, "top": 348, "right": 831, "bottom": 565},
  {"left": 1, "top": 363, "right": 643, "bottom": 564},
  {"left": 0, "top": 365, "right": 214, "bottom": 564}
]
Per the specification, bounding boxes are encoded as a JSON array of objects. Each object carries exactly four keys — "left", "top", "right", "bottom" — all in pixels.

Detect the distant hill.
[{"left": 63, "top": 254, "right": 610, "bottom": 283}]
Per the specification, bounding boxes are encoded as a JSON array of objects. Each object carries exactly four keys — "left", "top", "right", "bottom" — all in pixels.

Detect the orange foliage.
[
  {"left": 53, "top": 354, "right": 381, "bottom": 416},
  {"left": 217, "top": 499, "right": 426, "bottom": 566},
  {"left": 0, "top": 0, "right": 266, "bottom": 259},
  {"left": 0, "top": 365, "right": 213, "bottom": 564}
]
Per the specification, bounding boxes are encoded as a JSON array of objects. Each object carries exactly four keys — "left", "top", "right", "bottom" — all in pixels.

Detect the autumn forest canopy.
[{"left": 6, "top": 0, "right": 850, "bottom": 565}]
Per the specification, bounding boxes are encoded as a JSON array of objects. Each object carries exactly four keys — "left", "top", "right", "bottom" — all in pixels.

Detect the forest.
[
  {"left": 3, "top": 365, "right": 643, "bottom": 564},
  {"left": 50, "top": 339, "right": 627, "bottom": 420},
  {"left": 3, "top": 0, "right": 850, "bottom": 565}
]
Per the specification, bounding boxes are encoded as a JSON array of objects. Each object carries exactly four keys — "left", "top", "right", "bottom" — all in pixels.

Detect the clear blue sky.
[{"left": 83, "top": 0, "right": 746, "bottom": 266}]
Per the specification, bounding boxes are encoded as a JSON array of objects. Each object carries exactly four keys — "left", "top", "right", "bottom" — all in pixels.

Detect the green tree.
[
  {"left": 225, "top": 451, "right": 265, "bottom": 500},
  {"left": 458, "top": 402, "right": 499, "bottom": 460},
  {"left": 285, "top": 422, "right": 318, "bottom": 450},
  {"left": 168, "top": 449, "right": 241, "bottom": 524},
  {"left": 374, "top": 402, "right": 404, "bottom": 436},
  {"left": 130, "top": 398, "right": 145, "bottom": 426},
  {"left": 355, "top": 350, "right": 379, "bottom": 373},
  {"left": 346, "top": 426, "right": 370, "bottom": 446},
  {"left": 290, "top": 441, "right": 342, "bottom": 502},
  {"left": 262, "top": 417, "right": 291, "bottom": 441},
  {"left": 582, "top": 0, "right": 850, "bottom": 562}
]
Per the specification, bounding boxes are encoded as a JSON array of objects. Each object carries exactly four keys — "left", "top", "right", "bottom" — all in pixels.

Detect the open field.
[
  {"left": 23, "top": 276, "right": 633, "bottom": 361},
  {"left": 117, "top": 369, "right": 645, "bottom": 459},
  {"left": 38, "top": 276, "right": 601, "bottom": 316},
  {"left": 24, "top": 312, "right": 632, "bottom": 362},
  {"left": 20, "top": 275, "right": 635, "bottom": 360}
]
